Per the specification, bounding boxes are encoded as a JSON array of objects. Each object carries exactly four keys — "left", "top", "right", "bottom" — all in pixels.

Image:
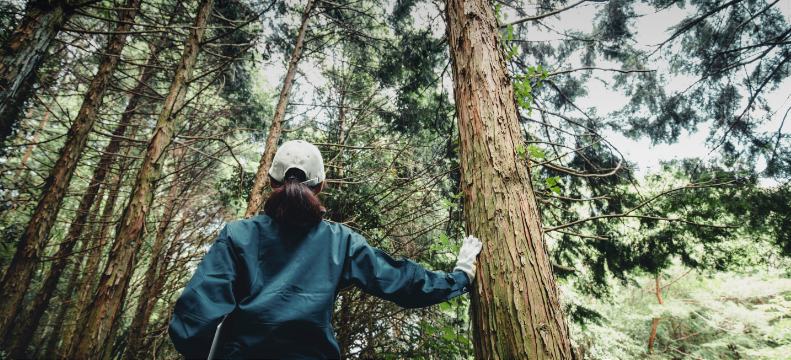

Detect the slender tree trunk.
[
  {"left": 126, "top": 148, "right": 185, "bottom": 358},
  {"left": 0, "top": 0, "right": 70, "bottom": 145},
  {"left": 130, "top": 211, "right": 189, "bottom": 358},
  {"left": 648, "top": 275, "right": 663, "bottom": 353},
  {"left": 4, "top": 182, "right": 105, "bottom": 355},
  {"left": 0, "top": 0, "right": 141, "bottom": 336},
  {"left": 244, "top": 0, "right": 316, "bottom": 217},
  {"left": 445, "top": 0, "right": 574, "bottom": 358},
  {"left": 15, "top": 109, "right": 50, "bottom": 179},
  {"left": 71, "top": 0, "right": 215, "bottom": 356},
  {"left": 60, "top": 153, "right": 132, "bottom": 358},
  {"left": 4, "top": 38, "right": 164, "bottom": 350},
  {"left": 40, "top": 221, "right": 91, "bottom": 359}
]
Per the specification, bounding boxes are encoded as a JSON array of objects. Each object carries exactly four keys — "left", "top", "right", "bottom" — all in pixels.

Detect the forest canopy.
[{"left": 0, "top": 0, "right": 789, "bottom": 358}]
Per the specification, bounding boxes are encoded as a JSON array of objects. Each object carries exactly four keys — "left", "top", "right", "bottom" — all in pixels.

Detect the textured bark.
[
  {"left": 60, "top": 153, "right": 132, "bottom": 358},
  {"left": 648, "top": 275, "right": 663, "bottom": 353},
  {"left": 0, "top": 0, "right": 70, "bottom": 145},
  {"left": 128, "top": 212, "right": 188, "bottom": 358},
  {"left": 0, "top": 0, "right": 141, "bottom": 336},
  {"left": 126, "top": 148, "right": 185, "bottom": 358},
  {"left": 41, "top": 254, "right": 82, "bottom": 358},
  {"left": 5, "top": 37, "right": 163, "bottom": 351},
  {"left": 40, "top": 207, "right": 93, "bottom": 360},
  {"left": 71, "top": 0, "right": 215, "bottom": 356},
  {"left": 4, "top": 183, "right": 104, "bottom": 355},
  {"left": 445, "top": 0, "right": 574, "bottom": 358},
  {"left": 244, "top": 0, "right": 316, "bottom": 217}
]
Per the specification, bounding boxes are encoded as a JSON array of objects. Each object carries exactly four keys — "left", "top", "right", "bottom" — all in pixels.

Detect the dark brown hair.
[{"left": 264, "top": 168, "right": 325, "bottom": 231}]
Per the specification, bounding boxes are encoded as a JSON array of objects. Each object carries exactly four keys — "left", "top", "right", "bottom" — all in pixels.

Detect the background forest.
[{"left": 0, "top": 0, "right": 789, "bottom": 358}]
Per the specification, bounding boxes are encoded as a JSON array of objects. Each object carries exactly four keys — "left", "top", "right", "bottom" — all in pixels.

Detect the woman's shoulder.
[
  {"left": 221, "top": 214, "right": 277, "bottom": 246},
  {"left": 222, "top": 215, "right": 360, "bottom": 244},
  {"left": 318, "top": 219, "right": 351, "bottom": 233}
]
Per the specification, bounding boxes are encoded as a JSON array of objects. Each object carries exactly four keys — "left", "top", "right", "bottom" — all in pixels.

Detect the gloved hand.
[{"left": 453, "top": 235, "right": 483, "bottom": 281}]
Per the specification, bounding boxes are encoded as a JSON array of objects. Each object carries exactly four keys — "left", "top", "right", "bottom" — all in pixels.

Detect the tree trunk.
[
  {"left": 70, "top": 0, "right": 214, "bottom": 356},
  {"left": 41, "top": 220, "right": 91, "bottom": 359},
  {"left": 126, "top": 148, "right": 185, "bottom": 358},
  {"left": 4, "top": 183, "right": 104, "bottom": 356},
  {"left": 0, "top": 0, "right": 70, "bottom": 145},
  {"left": 15, "top": 109, "right": 50, "bottom": 179},
  {"left": 244, "top": 0, "right": 316, "bottom": 217},
  {"left": 130, "top": 212, "right": 189, "bottom": 358},
  {"left": 3, "top": 35, "right": 164, "bottom": 350},
  {"left": 648, "top": 275, "right": 663, "bottom": 353},
  {"left": 445, "top": 0, "right": 574, "bottom": 358},
  {"left": 60, "top": 152, "right": 132, "bottom": 358},
  {"left": 0, "top": 0, "right": 141, "bottom": 336}
]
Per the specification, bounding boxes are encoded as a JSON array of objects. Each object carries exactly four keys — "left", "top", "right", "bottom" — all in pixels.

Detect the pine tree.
[{"left": 445, "top": 0, "right": 574, "bottom": 357}]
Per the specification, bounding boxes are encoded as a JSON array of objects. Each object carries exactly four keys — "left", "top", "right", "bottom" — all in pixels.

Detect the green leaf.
[
  {"left": 515, "top": 144, "right": 527, "bottom": 159},
  {"left": 527, "top": 144, "right": 545, "bottom": 160},
  {"left": 545, "top": 176, "right": 562, "bottom": 194}
]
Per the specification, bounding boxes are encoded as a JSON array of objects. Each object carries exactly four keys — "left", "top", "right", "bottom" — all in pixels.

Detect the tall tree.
[
  {"left": 0, "top": 0, "right": 142, "bottom": 335},
  {"left": 0, "top": 0, "right": 71, "bottom": 145},
  {"left": 60, "top": 136, "right": 138, "bottom": 357},
  {"left": 244, "top": 0, "right": 316, "bottom": 217},
  {"left": 126, "top": 146, "right": 186, "bottom": 358},
  {"left": 1, "top": 30, "right": 169, "bottom": 355},
  {"left": 70, "top": 0, "right": 215, "bottom": 356},
  {"left": 445, "top": 0, "right": 574, "bottom": 358}
]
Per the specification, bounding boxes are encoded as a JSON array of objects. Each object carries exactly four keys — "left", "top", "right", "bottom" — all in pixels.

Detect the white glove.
[{"left": 453, "top": 235, "right": 483, "bottom": 281}]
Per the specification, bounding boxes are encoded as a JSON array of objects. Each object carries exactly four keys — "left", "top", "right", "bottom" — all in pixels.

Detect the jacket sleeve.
[
  {"left": 341, "top": 230, "right": 471, "bottom": 308},
  {"left": 169, "top": 225, "right": 238, "bottom": 358}
]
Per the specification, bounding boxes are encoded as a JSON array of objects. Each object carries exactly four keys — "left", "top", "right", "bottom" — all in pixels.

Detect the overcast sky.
[{"left": 259, "top": 0, "right": 791, "bottom": 185}]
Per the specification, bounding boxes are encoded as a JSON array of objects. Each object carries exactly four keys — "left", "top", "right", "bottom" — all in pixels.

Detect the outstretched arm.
[{"left": 342, "top": 231, "right": 482, "bottom": 308}]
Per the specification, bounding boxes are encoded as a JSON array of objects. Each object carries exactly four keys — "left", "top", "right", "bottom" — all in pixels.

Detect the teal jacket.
[{"left": 168, "top": 214, "right": 471, "bottom": 359}]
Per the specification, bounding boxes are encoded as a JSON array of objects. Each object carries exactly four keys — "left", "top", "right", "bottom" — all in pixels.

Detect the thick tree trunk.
[
  {"left": 244, "top": 0, "right": 316, "bottom": 217},
  {"left": 0, "top": 0, "right": 70, "bottom": 145},
  {"left": 0, "top": 0, "right": 141, "bottom": 336},
  {"left": 126, "top": 148, "right": 185, "bottom": 358},
  {"left": 71, "top": 0, "right": 214, "bottom": 356},
  {"left": 445, "top": 0, "right": 574, "bottom": 358}
]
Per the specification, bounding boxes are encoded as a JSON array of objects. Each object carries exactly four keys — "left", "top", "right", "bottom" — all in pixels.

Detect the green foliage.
[
  {"left": 569, "top": 265, "right": 791, "bottom": 359},
  {"left": 2, "top": 0, "right": 790, "bottom": 358},
  {"left": 512, "top": 65, "right": 548, "bottom": 114}
]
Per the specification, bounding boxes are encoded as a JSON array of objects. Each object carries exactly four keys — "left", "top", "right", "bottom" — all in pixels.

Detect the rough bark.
[
  {"left": 126, "top": 148, "right": 185, "bottom": 358},
  {"left": 4, "top": 183, "right": 104, "bottom": 355},
  {"left": 40, "top": 206, "right": 94, "bottom": 359},
  {"left": 70, "top": 0, "right": 215, "bottom": 356},
  {"left": 445, "top": 0, "right": 574, "bottom": 358},
  {"left": 59, "top": 152, "right": 132, "bottom": 358},
  {"left": 4, "top": 36, "right": 164, "bottom": 351},
  {"left": 0, "top": 0, "right": 70, "bottom": 145},
  {"left": 0, "top": 0, "right": 141, "bottom": 336},
  {"left": 244, "top": 0, "right": 316, "bottom": 217}
]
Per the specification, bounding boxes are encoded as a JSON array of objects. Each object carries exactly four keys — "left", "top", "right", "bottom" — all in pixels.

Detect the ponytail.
[{"left": 264, "top": 168, "right": 325, "bottom": 231}]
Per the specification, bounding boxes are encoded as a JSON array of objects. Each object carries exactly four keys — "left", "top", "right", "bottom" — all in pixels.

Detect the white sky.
[{"left": 257, "top": 0, "right": 791, "bottom": 184}]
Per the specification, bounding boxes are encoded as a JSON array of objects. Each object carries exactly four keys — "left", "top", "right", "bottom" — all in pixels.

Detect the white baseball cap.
[{"left": 268, "top": 140, "right": 325, "bottom": 187}]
